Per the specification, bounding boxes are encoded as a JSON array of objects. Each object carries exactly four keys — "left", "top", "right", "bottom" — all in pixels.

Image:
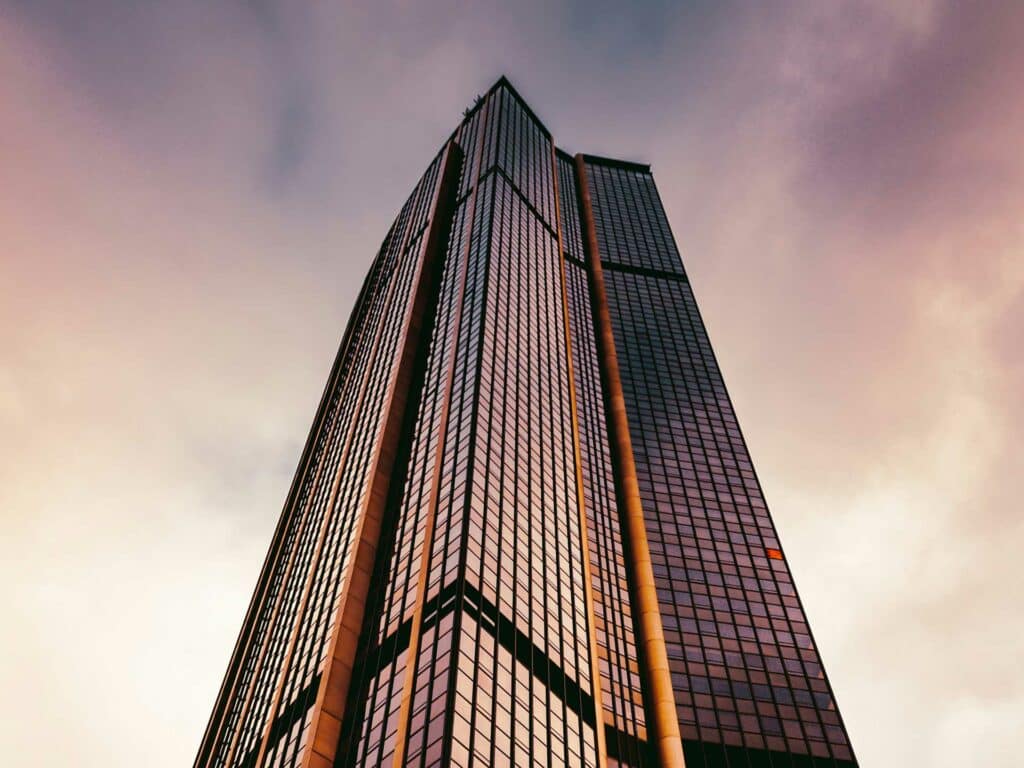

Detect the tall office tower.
[{"left": 195, "top": 78, "right": 857, "bottom": 768}]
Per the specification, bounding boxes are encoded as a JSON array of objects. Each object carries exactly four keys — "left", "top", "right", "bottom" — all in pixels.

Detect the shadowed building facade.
[{"left": 195, "top": 78, "right": 857, "bottom": 768}]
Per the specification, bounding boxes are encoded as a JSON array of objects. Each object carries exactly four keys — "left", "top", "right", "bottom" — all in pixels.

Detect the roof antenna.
[{"left": 462, "top": 94, "right": 484, "bottom": 118}]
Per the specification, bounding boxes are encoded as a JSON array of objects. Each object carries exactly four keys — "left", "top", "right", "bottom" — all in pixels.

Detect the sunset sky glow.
[{"left": 2, "top": 2, "right": 1022, "bottom": 766}]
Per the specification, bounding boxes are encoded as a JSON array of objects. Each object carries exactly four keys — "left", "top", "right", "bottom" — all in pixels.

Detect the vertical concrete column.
[
  {"left": 552, "top": 145, "right": 609, "bottom": 767},
  {"left": 297, "top": 141, "right": 464, "bottom": 768},
  {"left": 574, "top": 155, "right": 686, "bottom": 768}
]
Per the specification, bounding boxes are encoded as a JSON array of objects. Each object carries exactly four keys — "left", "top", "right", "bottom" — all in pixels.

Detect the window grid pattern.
[
  {"left": 385, "top": 105, "right": 491, "bottom": 638},
  {"left": 403, "top": 86, "right": 599, "bottom": 768},
  {"left": 403, "top": 90, "right": 510, "bottom": 768},
  {"left": 587, "top": 160, "right": 855, "bottom": 767},
  {"left": 400, "top": 91, "right": 502, "bottom": 768},
  {"left": 450, "top": 170, "right": 595, "bottom": 767},
  {"left": 587, "top": 164, "right": 684, "bottom": 277},
  {"left": 492, "top": 87, "right": 555, "bottom": 226},
  {"left": 457, "top": 102, "right": 488, "bottom": 200},
  {"left": 337, "top": 109, "right": 491, "bottom": 768},
  {"left": 402, "top": 172, "right": 494, "bottom": 768},
  {"left": 557, "top": 155, "right": 647, "bottom": 768}
]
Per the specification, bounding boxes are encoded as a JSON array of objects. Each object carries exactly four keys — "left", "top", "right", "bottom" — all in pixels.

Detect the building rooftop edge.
[
  {"left": 455, "top": 77, "right": 653, "bottom": 174},
  {"left": 576, "top": 152, "right": 652, "bottom": 174}
]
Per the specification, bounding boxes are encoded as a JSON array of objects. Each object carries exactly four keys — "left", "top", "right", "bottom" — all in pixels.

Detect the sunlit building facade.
[{"left": 196, "top": 77, "right": 857, "bottom": 768}]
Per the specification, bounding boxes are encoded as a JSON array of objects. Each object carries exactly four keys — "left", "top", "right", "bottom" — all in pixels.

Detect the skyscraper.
[{"left": 195, "top": 77, "right": 857, "bottom": 768}]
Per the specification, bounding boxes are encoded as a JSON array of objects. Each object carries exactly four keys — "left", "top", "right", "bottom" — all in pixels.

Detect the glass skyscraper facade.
[{"left": 196, "top": 78, "right": 857, "bottom": 768}]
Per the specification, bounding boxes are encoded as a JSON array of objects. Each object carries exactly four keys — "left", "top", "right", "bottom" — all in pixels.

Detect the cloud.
[{"left": 1, "top": 2, "right": 1021, "bottom": 766}]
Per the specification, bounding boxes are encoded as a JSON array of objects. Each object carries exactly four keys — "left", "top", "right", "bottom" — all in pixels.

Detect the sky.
[{"left": 1, "top": 1, "right": 1022, "bottom": 766}]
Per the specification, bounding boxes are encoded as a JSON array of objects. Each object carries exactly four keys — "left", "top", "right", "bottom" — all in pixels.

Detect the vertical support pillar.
[
  {"left": 297, "top": 141, "right": 464, "bottom": 768},
  {"left": 552, "top": 145, "right": 609, "bottom": 767},
  {"left": 574, "top": 155, "right": 686, "bottom": 768}
]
